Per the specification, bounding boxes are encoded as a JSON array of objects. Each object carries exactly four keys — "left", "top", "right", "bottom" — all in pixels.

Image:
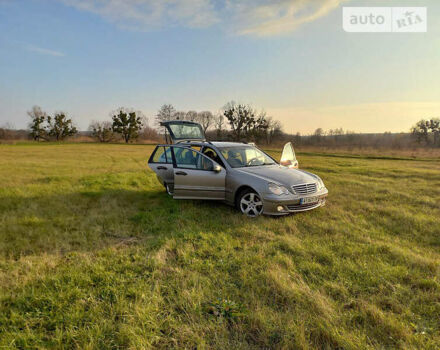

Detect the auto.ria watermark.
[{"left": 343, "top": 7, "right": 427, "bottom": 32}]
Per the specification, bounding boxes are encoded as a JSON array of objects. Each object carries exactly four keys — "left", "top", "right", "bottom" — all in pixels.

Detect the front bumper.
[{"left": 262, "top": 188, "right": 328, "bottom": 216}]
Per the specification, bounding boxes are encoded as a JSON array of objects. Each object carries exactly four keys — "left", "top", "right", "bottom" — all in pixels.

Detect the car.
[{"left": 148, "top": 120, "right": 328, "bottom": 217}]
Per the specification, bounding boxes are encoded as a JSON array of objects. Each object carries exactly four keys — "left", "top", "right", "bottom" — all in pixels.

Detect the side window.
[
  {"left": 174, "top": 148, "right": 214, "bottom": 171},
  {"left": 152, "top": 147, "right": 167, "bottom": 163},
  {"left": 198, "top": 155, "right": 214, "bottom": 171},
  {"left": 164, "top": 146, "right": 173, "bottom": 164},
  {"left": 203, "top": 147, "right": 225, "bottom": 168},
  {"left": 174, "top": 148, "right": 198, "bottom": 168}
]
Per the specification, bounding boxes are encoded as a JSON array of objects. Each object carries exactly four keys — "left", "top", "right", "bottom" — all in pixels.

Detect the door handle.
[
  {"left": 176, "top": 171, "right": 187, "bottom": 176},
  {"left": 157, "top": 166, "right": 167, "bottom": 170}
]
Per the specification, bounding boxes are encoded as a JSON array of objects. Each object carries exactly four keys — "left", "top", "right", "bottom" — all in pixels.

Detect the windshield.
[
  {"left": 168, "top": 123, "right": 204, "bottom": 140},
  {"left": 220, "top": 146, "right": 276, "bottom": 168}
]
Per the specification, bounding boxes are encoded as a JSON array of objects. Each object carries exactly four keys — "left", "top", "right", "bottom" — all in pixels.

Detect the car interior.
[
  {"left": 202, "top": 147, "right": 225, "bottom": 168},
  {"left": 174, "top": 148, "right": 214, "bottom": 170}
]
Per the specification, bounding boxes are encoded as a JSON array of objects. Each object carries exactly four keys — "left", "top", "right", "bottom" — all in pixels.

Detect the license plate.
[{"left": 300, "top": 196, "right": 319, "bottom": 205}]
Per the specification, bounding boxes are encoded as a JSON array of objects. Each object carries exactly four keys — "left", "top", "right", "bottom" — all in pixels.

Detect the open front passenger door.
[
  {"left": 280, "top": 142, "right": 299, "bottom": 169},
  {"left": 172, "top": 146, "right": 226, "bottom": 200}
]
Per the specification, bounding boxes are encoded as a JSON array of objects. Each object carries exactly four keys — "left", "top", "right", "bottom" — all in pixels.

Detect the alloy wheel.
[{"left": 240, "top": 192, "right": 263, "bottom": 217}]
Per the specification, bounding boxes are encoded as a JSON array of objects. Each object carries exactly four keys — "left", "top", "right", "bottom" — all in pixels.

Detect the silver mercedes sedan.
[{"left": 148, "top": 121, "right": 328, "bottom": 217}]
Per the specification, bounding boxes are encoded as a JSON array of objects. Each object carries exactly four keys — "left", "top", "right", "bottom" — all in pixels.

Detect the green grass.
[{"left": 0, "top": 143, "right": 439, "bottom": 349}]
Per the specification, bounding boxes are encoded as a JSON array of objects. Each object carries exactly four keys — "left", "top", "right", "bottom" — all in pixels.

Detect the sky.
[{"left": 0, "top": 0, "right": 439, "bottom": 134}]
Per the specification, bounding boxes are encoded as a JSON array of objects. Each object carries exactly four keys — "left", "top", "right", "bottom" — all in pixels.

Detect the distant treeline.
[
  {"left": 1, "top": 104, "right": 439, "bottom": 150},
  {"left": 271, "top": 131, "right": 433, "bottom": 149}
]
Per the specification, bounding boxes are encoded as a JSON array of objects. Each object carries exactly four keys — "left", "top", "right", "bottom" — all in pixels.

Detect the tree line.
[
  {"left": 28, "top": 106, "right": 77, "bottom": 141},
  {"left": 154, "top": 102, "right": 283, "bottom": 144},
  {"left": 12, "top": 104, "right": 440, "bottom": 149},
  {"left": 411, "top": 119, "right": 440, "bottom": 146},
  {"left": 26, "top": 102, "right": 283, "bottom": 144},
  {"left": 27, "top": 106, "right": 149, "bottom": 143}
]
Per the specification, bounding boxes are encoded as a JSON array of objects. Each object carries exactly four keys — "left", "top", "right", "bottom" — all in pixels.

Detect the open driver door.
[{"left": 280, "top": 142, "right": 299, "bottom": 169}]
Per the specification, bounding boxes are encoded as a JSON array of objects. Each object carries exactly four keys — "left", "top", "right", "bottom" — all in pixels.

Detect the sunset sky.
[{"left": 0, "top": 0, "right": 439, "bottom": 134}]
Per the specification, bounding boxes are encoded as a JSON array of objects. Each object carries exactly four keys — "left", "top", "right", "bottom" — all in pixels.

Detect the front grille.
[
  {"left": 287, "top": 202, "right": 320, "bottom": 211},
  {"left": 292, "top": 183, "right": 317, "bottom": 195}
]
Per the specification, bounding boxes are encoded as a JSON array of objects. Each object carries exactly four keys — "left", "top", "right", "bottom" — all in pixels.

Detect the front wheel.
[{"left": 237, "top": 189, "right": 264, "bottom": 217}]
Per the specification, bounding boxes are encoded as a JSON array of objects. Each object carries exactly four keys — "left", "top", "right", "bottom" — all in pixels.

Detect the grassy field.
[{"left": 0, "top": 143, "right": 439, "bottom": 349}]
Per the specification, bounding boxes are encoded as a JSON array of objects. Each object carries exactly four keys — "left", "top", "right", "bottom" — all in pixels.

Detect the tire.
[
  {"left": 164, "top": 183, "right": 173, "bottom": 196},
  {"left": 236, "top": 189, "right": 264, "bottom": 217}
]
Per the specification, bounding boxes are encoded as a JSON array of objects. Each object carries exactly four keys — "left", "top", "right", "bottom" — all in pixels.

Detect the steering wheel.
[{"left": 247, "top": 158, "right": 261, "bottom": 166}]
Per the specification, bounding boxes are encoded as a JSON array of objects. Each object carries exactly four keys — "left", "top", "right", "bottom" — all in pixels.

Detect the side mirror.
[{"left": 213, "top": 165, "right": 221, "bottom": 173}]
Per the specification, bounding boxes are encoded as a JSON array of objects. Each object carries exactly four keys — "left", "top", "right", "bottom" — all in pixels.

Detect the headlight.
[
  {"left": 268, "top": 183, "right": 290, "bottom": 195},
  {"left": 316, "top": 177, "right": 325, "bottom": 190}
]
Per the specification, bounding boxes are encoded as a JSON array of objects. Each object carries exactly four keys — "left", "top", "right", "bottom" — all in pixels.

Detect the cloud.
[
  {"left": 61, "top": 0, "right": 219, "bottom": 31},
  {"left": 228, "top": 0, "right": 347, "bottom": 36},
  {"left": 60, "top": 0, "right": 345, "bottom": 35},
  {"left": 26, "top": 45, "right": 65, "bottom": 57}
]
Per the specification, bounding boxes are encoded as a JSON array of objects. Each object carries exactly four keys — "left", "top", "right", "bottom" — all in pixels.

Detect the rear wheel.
[
  {"left": 237, "top": 189, "right": 264, "bottom": 217},
  {"left": 164, "top": 183, "right": 173, "bottom": 196}
]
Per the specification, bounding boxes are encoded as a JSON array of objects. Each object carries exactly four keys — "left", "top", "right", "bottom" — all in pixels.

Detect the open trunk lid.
[{"left": 161, "top": 121, "right": 205, "bottom": 144}]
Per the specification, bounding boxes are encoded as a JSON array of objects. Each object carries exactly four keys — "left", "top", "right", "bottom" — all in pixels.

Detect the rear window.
[{"left": 169, "top": 124, "right": 204, "bottom": 140}]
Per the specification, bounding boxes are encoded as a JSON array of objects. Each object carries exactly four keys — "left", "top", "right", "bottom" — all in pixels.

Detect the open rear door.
[
  {"left": 280, "top": 142, "right": 299, "bottom": 169},
  {"left": 148, "top": 145, "right": 175, "bottom": 191}
]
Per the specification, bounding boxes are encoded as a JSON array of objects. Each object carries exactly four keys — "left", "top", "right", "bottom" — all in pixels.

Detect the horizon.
[
  {"left": 1, "top": 0, "right": 439, "bottom": 134},
  {"left": 0, "top": 120, "right": 425, "bottom": 136}
]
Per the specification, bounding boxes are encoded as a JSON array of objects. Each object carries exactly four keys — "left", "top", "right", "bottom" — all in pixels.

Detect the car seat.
[
  {"left": 227, "top": 150, "right": 243, "bottom": 167},
  {"left": 183, "top": 150, "right": 196, "bottom": 166}
]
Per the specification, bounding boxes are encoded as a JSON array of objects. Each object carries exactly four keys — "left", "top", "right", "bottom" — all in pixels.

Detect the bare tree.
[
  {"left": 174, "top": 111, "right": 186, "bottom": 121},
  {"left": 266, "top": 117, "right": 283, "bottom": 144},
  {"left": 0, "top": 122, "right": 16, "bottom": 140},
  {"left": 185, "top": 110, "right": 198, "bottom": 122},
  {"left": 140, "top": 125, "right": 160, "bottom": 141},
  {"left": 197, "top": 111, "right": 214, "bottom": 133},
  {"left": 156, "top": 104, "right": 176, "bottom": 124},
  {"left": 214, "top": 114, "right": 225, "bottom": 138},
  {"left": 89, "top": 120, "right": 115, "bottom": 143},
  {"left": 314, "top": 128, "right": 324, "bottom": 137},
  {"left": 139, "top": 115, "right": 160, "bottom": 141}
]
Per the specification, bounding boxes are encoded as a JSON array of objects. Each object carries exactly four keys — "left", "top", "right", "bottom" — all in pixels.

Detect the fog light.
[{"left": 277, "top": 205, "right": 284, "bottom": 212}]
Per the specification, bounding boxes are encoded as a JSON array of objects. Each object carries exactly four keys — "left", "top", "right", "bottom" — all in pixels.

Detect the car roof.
[
  {"left": 210, "top": 141, "right": 250, "bottom": 148},
  {"left": 160, "top": 120, "right": 200, "bottom": 126},
  {"left": 176, "top": 141, "right": 249, "bottom": 148}
]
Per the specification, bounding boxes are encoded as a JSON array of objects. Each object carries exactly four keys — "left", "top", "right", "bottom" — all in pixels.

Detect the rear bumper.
[{"left": 262, "top": 189, "right": 328, "bottom": 216}]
